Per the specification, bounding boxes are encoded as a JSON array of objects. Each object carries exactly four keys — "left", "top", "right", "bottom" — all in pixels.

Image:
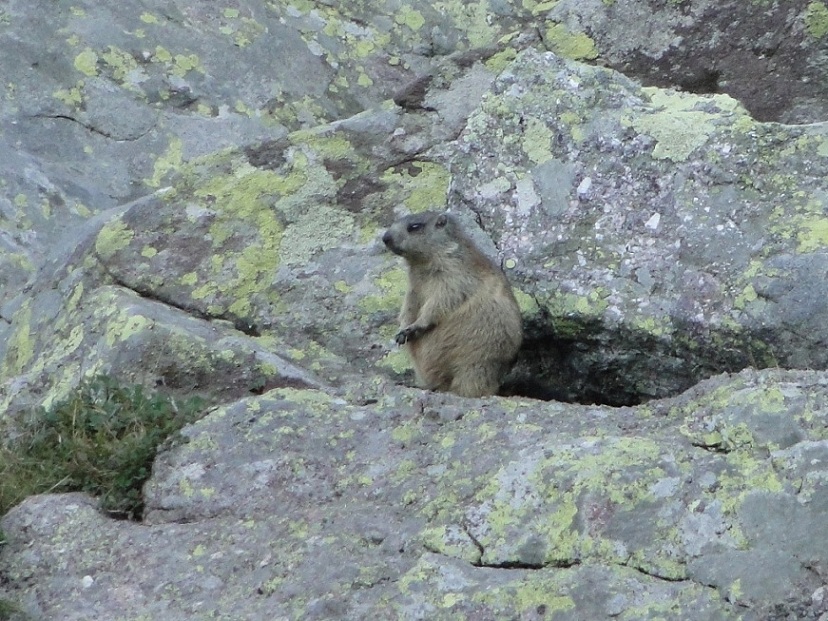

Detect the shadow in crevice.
[{"left": 503, "top": 315, "right": 769, "bottom": 407}]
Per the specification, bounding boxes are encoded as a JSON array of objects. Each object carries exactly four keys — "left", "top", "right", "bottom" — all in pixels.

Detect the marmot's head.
[{"left": 382, "top": 211, "right": 460, "bottom": 263}]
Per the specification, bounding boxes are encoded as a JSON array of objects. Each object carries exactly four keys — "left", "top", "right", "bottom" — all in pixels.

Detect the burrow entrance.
[{"left": 509, "top": 315, "right": 776, "bottom": 407}]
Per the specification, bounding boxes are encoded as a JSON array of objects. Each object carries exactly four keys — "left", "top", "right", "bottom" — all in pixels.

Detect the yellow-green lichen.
[
  {"left": 279, "top": 205, "right": 355, "bottom": 265},
  {"left": 544, "top": 23, "right": 598, "bottom": 60},
  {"left": 229, "top": 18, "right": 266, "bottom": 47},
  {"left": 796, "top": 214, "right": 828, "bottom": 252},
  {"left": 394, "top": 6, "right": 426, "bottom": 31},
  {"left": 733, "top": 283, "right": 758, "bottom": 310},
  {"left": 67, "top": 282, "right": 85, "bottom": 310},
  {"left": 187, "top": 163, "right": 288, "bottom": 313},
  {"left": 717, "top": 452, "right": 783, "bottom": 515},
  {"left": 435, "top": 0, "right": 497, "bottom": 48},
  {"left": 140, "top": 12, "right": 159, "bottom": 24},
  {"left": 513, "top": 288, "right": 540, "bottom": 315},
  {"left": 420, "top": 525, "right": 482, "bottom": 565},
  {"left": 1, "top": 300, "right": 34, "bottom": 375},
  {"left": 73, "top": 48, "right": 99, "bottom": 76},
  {"left": 360, "top": 266, "right": 407, "bottom": 315},
  {"left": 410, "top": 163, "right": 451, "bottom": 211},
  {"left": 530, "top": 0, "right": 561, "bottom": 13},
  {"left": 101, "top": 45, "right": 140, "bottom": 83},
  {"left": 805, "top": 1, "right": 828, "bottom": 37},
  {"left": 485, "top": 47, "right": 518, "bottom": 72},
  {"left": 53, "top": 84, "right": 84, "bottom": 107},
  {"left": 380, "top": 161, "right": 451, "bottom": 214},
  {"left": 333, "top": 280, "right": 352, "bottom": 294},
  {"left": 146, "top": 137, "right": 184, "bottom": 188},
  {"left": 95, "top": 218, "right": 135, "bottom": 258},
  {"left": 629, "top": 314, "right": 671, "bottom": 337},
  {"left": 545, "top": 289, "right": 610, "bottom": 319},
  {"left": 472, "top": 574, "right": 576, "bottom": 615},
  {"left": 375, "top": 348, "right": 412, "bottom": 374},
  {"left": 357, "top": 70, "right": 374, "bottom": 87},
  {"left": 522, "top": 117, "right": 554, "bottom": 165},
  {"left": 103, "top": 310, "right": 153, "bottom": 348},
  {"left": 631, "top": 89, "right": 719, "bottom": 162}
]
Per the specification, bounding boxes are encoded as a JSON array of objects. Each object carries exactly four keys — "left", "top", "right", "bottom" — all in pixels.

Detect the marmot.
[{"left": 382, "top": 211, "right": 523, "bottom": 398}]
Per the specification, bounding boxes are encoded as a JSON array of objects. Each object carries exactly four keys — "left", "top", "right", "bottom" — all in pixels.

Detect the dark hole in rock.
[
  {"left": 678, "top": 68, "right": 721, "bottom": 95},
  {"left": 505, "top": 316, "right": 756, "bottom": 407}
]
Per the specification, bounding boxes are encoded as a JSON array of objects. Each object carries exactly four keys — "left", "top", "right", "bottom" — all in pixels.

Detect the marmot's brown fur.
[{"left": 382, "top": 211, "right": 523, "bottom": 397}]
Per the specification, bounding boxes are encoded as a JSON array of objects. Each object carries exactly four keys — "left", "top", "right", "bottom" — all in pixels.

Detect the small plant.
[{"left": 0, "top": 376, "right": 205, "bottom": 520}]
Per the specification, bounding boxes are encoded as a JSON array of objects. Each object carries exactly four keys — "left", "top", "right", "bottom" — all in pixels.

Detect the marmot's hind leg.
[{"left": 448, "top": 364, "right": 502, "bottom": 398}]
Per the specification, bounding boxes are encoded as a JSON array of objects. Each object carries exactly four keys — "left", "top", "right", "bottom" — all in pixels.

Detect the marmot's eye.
[{"left": 407, "top": 222, "right": 424, "bottom": 233}]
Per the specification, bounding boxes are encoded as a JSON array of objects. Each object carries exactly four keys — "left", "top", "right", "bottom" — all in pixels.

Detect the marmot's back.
[{"left": 382, "top": 211, "right": 522, "bottom": 397}]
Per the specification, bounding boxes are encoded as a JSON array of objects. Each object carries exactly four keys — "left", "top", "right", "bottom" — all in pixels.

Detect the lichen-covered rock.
[
  {"left": 3, "top": 369, "right": 828, "bottom": 619},
  {"left": 2, "top": 0, "right": 828, "bottom": 619},
  {"left": 547, "top": 0, "right": 828, "bottom": 124},
  {"left": 0, "top": 104, "right": 462, "bottom": 413},
  {"left": 449, "top": 49, "right": 828, "bottom": 404}
]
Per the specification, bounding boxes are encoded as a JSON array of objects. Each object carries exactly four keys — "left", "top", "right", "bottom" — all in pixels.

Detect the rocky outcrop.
[
  {"left": 450, "top": 49, "right": 828, "bottom": 405},
  {"left": 3, "top": 369, "right": 828, "bottom": 619},
  {"left": 1, "top": 1, "right": 828, "bottom": 620}
]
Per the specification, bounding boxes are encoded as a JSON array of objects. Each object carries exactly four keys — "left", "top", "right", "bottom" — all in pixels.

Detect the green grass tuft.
[
  {"left": 0, "top": 376, "right": 205, "bottom": 520},
  {"left": 0, "top": 599, "right": 24, "bottom": 621}
]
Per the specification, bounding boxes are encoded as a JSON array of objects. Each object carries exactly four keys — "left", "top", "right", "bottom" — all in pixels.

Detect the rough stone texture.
[
  {"left": 1, "top": 0, "right": 828, "bottom": 620},
  {"left": 3, "top": 370, "right": 828, "bottom": 620},
  {"left": 451, "top": 49, "right": 828, "bottom": 405},
  {"left": 549, "top": 0, "right": 828, "bottom": 124}
]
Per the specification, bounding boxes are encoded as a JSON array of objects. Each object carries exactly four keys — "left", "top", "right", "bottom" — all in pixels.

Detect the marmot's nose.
[{"left": 382, "top": 231, "right": 392, "bottom": 246}]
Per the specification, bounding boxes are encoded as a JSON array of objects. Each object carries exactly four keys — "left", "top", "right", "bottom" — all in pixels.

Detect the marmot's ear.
[{"left": 435, "top": 213, "right": 448, "bottom": 228}]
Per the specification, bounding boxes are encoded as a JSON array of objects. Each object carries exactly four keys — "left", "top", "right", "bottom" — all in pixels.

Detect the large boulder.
[
  {"left": 2, "top": 369, "right": 828, "bottom": 619},
  {"left": 450, "top": 49, "right": 828, "bottom": 405}
]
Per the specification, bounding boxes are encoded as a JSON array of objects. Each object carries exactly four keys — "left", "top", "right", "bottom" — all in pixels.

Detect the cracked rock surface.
[{"left": 3, "top": 370, "right": 828, "bottom": 619}]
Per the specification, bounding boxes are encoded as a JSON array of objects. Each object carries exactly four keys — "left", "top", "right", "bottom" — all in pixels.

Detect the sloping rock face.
[{"left": 1, "top": 0, "right": 828, "bottom": 620}]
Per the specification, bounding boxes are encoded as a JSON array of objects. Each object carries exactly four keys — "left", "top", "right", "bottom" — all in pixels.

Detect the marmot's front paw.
[{"left": 395, "top": 326, "right": 421, "bottom": 345}]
